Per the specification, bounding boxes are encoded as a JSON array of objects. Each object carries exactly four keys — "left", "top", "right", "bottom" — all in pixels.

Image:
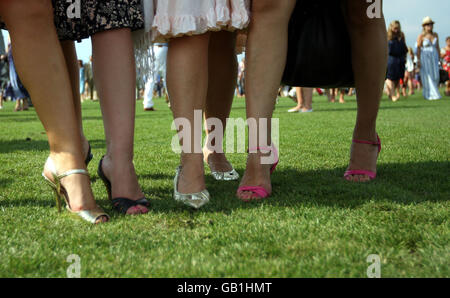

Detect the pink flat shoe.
[
  {"left": 237, "top": 145, "right": 279, "bottom": 200},
  {"left": 344, "top": 134, "right": 381, "bottom": 182}
]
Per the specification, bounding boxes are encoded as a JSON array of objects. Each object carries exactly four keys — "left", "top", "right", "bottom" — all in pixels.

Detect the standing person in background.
[
  {"left": 6, "top": 41, "right": 29, "bottom": 111},
  {"left": 329, "top": 88, "right": 346, "bottom": 104},
  {"left": 402, "top": 47, "right": 415, "bottom": 96},
  {"left": 298, "top": 87, "right": 313, "bottom": 113},
  {"left": 237, "top": 57, "right": 246, "bottom": 98},
  {"left": 83, "top": 56, "right": 96, "bottom": 101},
  {"left": 78, "top": 60, "right": 86, "bottom": 102},
  {"left": 236, "top": 33, "right": 246, "bottom": 98},
  {"left": 441, "top": 37, "right": 450, "bottom": 96},
  {"left": 0, "top": 31, "right": 5, "bottom": 109},
  {"left": 385, "top": 21, "right": 407, "bottom": 102},
  {"left": 0, "top": 53, "right": 8, "bottom": 110},
  {"left": 143, "top": 43, "right": 168, "bottom": 111},
  {"left": 288, "top": 87, "right": 313, "bottom": 113},
  {"left": 0, "top": 31, "right": 5, "bottom": 56},
  {"left": 417, "top": 17, "right": 441, "bottom": 101}
]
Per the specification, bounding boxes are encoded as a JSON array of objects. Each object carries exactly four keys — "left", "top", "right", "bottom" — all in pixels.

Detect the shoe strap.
[
  {"left": 352, "top": 135, "right": 381, "bottom": 153},
  {"left": 56, "top": 169, "right": 90, "bottom": 180},
  {"left": 46, "top": 157, "right": 90, "bottom": 183}
]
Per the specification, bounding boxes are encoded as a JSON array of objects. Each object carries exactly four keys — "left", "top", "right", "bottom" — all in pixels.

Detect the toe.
[
  {"left": 126, "top": 205, "right": 142, "bottom": 215},
  {"left": 136, "top": 204, "right": 149, "bottom": 214}
]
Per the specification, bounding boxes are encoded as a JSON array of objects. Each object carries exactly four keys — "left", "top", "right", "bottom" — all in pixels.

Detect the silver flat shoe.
[
  {"left": 173, "top": 166, "right": 210, "bottom": 209},
  {"left": 210, "top": 169, "right": 240, "bottom": 181},
  {"left": 42, "top": 157, "right": 109, "bottom": 224}
]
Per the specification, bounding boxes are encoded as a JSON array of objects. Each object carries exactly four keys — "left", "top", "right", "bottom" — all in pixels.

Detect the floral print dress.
[
  {"left": 1, "top": 0, "right": 144, "bottom": 41},
  {"left": 54, "top": 0, "right": 144, "bottom": 41}
]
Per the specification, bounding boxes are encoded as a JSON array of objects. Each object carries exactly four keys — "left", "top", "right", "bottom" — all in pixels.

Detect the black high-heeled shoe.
[
  {"left": 97, "top": 156, "right": 149, "bottom": 214},
  {"left": 85, "top": 142, "right": 93, "bottom": 166}
]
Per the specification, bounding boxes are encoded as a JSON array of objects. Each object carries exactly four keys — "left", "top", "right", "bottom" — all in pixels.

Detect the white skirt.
[{"left": 151, "top": 0, "right": 251, "bottom": 42}]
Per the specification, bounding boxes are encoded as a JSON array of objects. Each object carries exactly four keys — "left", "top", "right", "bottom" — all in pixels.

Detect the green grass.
[{"left": 0, "top": 91, "right": 448, "bottom": 278}]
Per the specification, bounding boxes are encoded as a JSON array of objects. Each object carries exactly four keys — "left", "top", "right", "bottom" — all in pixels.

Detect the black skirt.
[
  {"left": 1, "top": 0, "right": 144, "bottom": 41},
  {"left": 386, "top": 39, "right": 407, "bottom": 81}
]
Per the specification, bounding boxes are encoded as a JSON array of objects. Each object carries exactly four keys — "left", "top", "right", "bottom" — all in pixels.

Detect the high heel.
[
  {"left": 97, "top": 156, "right": 149, "bottom": 214},
  {"left": 85, "top": 142, "right": 93, "bottom": 166},
  {"left": 42, "top": 157, "right": 109, "bottom": 224},
  {"left": 209, "top": 168, "right": 240, "bottom": 181},
  {"left": 174, "top": 166, "right": 210, "bottom": 209},
  {"left": 237, "top": 145, "right": 279, "bottom": 200},
  {"left": 203, "top": 148, "right": 239, "bottom": 181},
  {"left": 204, "top": 154, "right": 239, "bottom": 181},
  {"left": 344, "top": 134, "right": 381, "bottom": 181}
]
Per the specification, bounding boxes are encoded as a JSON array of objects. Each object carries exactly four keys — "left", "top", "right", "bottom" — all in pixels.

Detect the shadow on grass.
[
  {"left": 313, "top": 105, "right": 431, "bottom": 113},
  {"left": 0, "top": 139, "right": 106, "bottom": 154},
  {"left": 0, "top": 178, "right": 13, "bottom": 189},
  {"left": 0, "top": 139, "right": 49, "bottom": 153},
  {"left": 1, "top": 161, "right": 448, "bottom": 215},
  {"left": 148, "top": 161, "right": 449, "bottom": 215}
]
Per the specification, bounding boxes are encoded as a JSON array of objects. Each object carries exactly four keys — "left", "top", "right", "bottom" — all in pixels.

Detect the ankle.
[
  {"left": 181, "top": 152, "right": 203, "bottom": 162},
  {"left": 49, "top": 152, "right": 85, "bottom": 172},
  {"left": 353, "top": 129, "right": 377, "bottom": 142},
  {"left": 104, "top": 152, "right": 134, "bottom": 165}
]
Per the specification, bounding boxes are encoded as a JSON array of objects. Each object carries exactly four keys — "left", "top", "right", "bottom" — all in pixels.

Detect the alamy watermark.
[
  {"left": 366, "top": 254, "right": 381, "bottom": 278},
  {"left": 66, "top": 0, "right": 81, "bottom": 19},
  {"left": 366, "top": 0, "right": 382, "bottom": 19},
  {"left": 66, "top": 254, "right": 81, "bottom": 278}
]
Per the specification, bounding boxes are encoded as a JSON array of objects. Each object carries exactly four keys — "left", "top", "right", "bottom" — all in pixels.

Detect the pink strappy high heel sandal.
[
  {"left": 237, "top": 145, "right": 279, "bottom": 200},
  {"left": 344, "top": 134, "right": 381, "bottom": 181}
]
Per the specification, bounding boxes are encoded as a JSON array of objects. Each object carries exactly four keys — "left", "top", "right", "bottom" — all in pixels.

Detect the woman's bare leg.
[
  {"left": 300, "top": 87, "right": 313, "bottom": 110},
  {"left": 204, "top": 31, "right": 237, "bottom": 173},
  {"left": 289, "top": 87, "right": 303, "bottom": 110},
  {"left": 408, "top": 73, "right": 414, "bottom": 95},
  {"left": 237, "top": 0, "right": 296, "bottom": 200},
  {"left": 167, "top": 33, "right": 210, "bottom": 194},
  {"left": 0, "top": 0, "right": 102, "bottom": 216},
  {"left": 91, "top": 29, "right": 147, "bottom": 214},
  {"left": 339, "top": 89, "right": 345, "bottom": 103},
  {"left": 385, "top": 79, "right": 395, "bottom": 99},
  {"left": 344, "top": 0, "right": 388, "bottom": 182},
  {"left": 60, "top": 41, "right": 90, "bottom": 157}
]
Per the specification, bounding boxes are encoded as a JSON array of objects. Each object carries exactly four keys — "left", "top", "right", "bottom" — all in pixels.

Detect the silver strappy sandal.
[
  {"left": 173, "top": 166, "right": 210, "bottom": 209},
  {"left": 42, "top": 157, "right": 109, "bottom": 224},
  {"left": 210, "top": 168, "right": 239, "bottom": 181}
]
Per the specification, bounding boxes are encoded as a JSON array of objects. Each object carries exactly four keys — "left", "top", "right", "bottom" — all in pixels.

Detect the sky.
[{"left": 2, "top": 0, "right": 450, "bottom": 62}]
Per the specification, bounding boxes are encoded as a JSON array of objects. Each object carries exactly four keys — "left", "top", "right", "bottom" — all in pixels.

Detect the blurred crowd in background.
[{"left": 1, "top": 16, "right": 449, "bottom": 113}]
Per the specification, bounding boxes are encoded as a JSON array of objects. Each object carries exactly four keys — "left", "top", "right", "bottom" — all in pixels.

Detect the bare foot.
[
  {"left": 345, "top": 135, "right": 380, "bottom": 183},
  {"left": 101, "top": 155, "right": 148, "bottom": 215},
  {"left": 237, "top": 151, "right": 273, "bottom": 202}
]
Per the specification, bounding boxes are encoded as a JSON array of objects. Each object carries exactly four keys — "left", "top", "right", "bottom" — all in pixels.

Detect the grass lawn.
[{"left": 0, "top": 91, "right": 448, "bottom": 278}]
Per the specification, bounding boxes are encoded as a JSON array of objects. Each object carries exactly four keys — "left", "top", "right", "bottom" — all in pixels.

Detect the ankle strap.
[
  {"left": 56, "top": 169, "right": 90, "bottom": 180},
  {"left": 352, "top": 135, "right": 380, "bottom": 146},
  {"left": 352, "top": 135, "right": 381, "bottom": 154}
]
